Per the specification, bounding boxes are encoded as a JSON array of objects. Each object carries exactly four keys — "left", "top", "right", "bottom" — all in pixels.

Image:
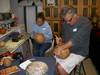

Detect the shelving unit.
[
  {"left": 0, "top": 30, "right": 13, "bottom": 39},
  {"left": 0, "top": 12, "right": 32, "bottom": 58},
  {"left": 0, "top": 24, "right": 32, "bottom": 58},
  {"left": 4, "top": 34, "right": 29, "bottom": 53},
  {"left": 0, "top": 19, "right": 15, "bottom": 40},
  {"left": 0, "top": 35, "right": 28, "bottom": 54}
]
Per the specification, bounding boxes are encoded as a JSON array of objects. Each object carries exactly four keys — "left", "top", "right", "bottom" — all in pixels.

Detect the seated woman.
[{"left": 31, "top": 12, "right": 52, "bottom": 56}]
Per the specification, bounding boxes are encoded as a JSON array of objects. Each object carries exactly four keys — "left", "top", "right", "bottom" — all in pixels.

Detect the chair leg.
[
  {"left": 74, "top": 67, "right": 76, "bottom": 75},
  {"left": 78, "top": 63, "right": 82, "bottom": 75},
  {"left": 69, "top": 71, "right": 72, "bottom": 75},
  {"left": 69, "top": 61, "right": 86, "bottom": 75},
  {"left": 82, "top": 62, "right": 86, "bottom": 75},
  {"left": 69, "top": 67, "right": 76, "bottom": 75},
  {"left": 79, "top": 62, "right": 86, "bottom": 75}
]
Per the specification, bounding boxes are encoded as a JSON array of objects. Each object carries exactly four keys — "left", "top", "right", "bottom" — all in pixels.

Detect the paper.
[{"left": 19, "top": 60, "right": 32, "bottom": 70}]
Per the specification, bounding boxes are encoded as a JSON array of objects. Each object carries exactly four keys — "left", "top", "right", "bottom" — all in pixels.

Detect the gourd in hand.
[{"left": 34, "top": 33, "right": 45, "bottom": 44}]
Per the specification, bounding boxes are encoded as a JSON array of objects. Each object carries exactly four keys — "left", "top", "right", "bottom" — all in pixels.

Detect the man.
[
  {"left": 53, "top": 6, "right": 92, "bottom": 75},
  {"left": 31, "top": 12, "right": 52, "bottom": 56}
]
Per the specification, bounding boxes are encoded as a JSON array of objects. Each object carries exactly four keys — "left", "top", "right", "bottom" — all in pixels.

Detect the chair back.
[{"left": 45, "top": 39, "right": 54, "bottom": 56}]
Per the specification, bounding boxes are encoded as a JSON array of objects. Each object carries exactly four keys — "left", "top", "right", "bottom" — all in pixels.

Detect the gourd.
[
  {"left": 34, "top": 33, "right": 45, "bottom": 43},
  {"left": 0, "top": 41, "right": 5, "bottom": 48}
]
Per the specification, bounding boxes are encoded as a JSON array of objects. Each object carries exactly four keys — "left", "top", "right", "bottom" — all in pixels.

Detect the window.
[
  {"left": 74, "top": 7, "right": 77, "bottom": 13},
  {"left": 83, "top": 0, "right": 88, "bottom": 5},
  {"left": 92, "top": 0, "right": 96, "bottom": 5},
  {"left": 72, "top": 0, "right": 78, "bottom": 5},
  {"left": 55, "top": 0, "right": 58, "bottom": 6},
  {"left": 64, "top": 0, "right": 69, "bottom": 5},
  {"left": 47, "top": 21, "right": 50, "bottom": 25},
  {"left": 91, "top": 7, "right": 96, "bottom": 16},
  {"left": 45, "top": 7, "right": 50, "bottom": 17},
  {"left": 45, "top": 0, "right": 47, "bottom": 6},
  {"left": 54, "top": 22, "right": 58, "bottom": 32},
  {"left": 54, "top": 8, "right": 58, "bottom": 18},
  {"left": 83, "top": 8, "right": 88, "bottom": 16}
]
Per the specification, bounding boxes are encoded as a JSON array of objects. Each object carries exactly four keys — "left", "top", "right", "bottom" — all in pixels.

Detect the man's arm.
[
  {"left": 55, "top": 35, "right": 72, "bottom": 49},
  {"left": 59, "top": 40, "right": 73, "bottom": 49}
]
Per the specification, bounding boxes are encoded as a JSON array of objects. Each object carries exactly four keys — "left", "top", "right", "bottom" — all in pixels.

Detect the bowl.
[
  {"left": 26, "top": 61, "right": 48, "bottom": 75},
  {"left": 1, "top": 56, "right": 13, "bottom": 67}
]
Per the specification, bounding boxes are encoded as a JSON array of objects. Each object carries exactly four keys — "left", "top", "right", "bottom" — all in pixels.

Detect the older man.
[{"left": 53, "top": 6, "right": 92, "bottom": 75}]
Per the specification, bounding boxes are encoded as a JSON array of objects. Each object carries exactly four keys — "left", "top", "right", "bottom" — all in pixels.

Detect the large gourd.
[{"left": 34, "top": 33, "right": 45, "bottom": 44}]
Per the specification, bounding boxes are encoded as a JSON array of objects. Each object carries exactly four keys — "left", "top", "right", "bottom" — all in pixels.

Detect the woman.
[{"left": 31, "top": 12, "right": 52, "bottom": 56}]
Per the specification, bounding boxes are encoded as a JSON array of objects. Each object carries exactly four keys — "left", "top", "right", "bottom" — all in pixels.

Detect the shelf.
[
  {"left": 10, "top": 35, "right": 29, "bottom": 53},
  {"left": 0, "top": 34, "right": 29, "bottom": 54},
  {"left": 0, "top": 19, "right": 14, "bottom": 25},
  {"left": 0, "top": 29, "right": 14, "bottom": 40}
]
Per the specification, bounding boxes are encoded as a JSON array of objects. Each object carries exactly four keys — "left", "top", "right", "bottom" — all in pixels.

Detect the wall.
[
  {"left": 10, "top": 0, "right": 24, "bottom": 24},
  {"left": 26, "top": 6, "right": 36, "bottom": 33},
  {"left": 0, "top": 0, "right": 10, "bottom": 13},
  {"left": 10, "top": 0, "right": 36, "bottom": 33}
]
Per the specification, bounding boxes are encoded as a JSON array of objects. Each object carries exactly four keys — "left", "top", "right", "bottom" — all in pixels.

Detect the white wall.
[
  {"left": 0, "top": 0, "right": 10, "bottom": 13},
  {"left": 10, "top": 0, "right": 36, "bottom": 33},
  {"left": 26, "top": 6, "right": 36, "bottom": 33},
  {"left": 10, "top": 0, "right": 24, "bottom": 24}
]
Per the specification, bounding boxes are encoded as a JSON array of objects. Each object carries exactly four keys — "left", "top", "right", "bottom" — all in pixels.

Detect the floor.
[
  {"left": 83, "top": 58, "right": 98, "bottom": 75},
  {"left": 70, "top": 58, "right": 98, "bottom": 75}
]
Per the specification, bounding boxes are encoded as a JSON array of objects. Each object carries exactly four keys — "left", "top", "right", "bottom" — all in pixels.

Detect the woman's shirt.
[{"left": 31, "top": 21, "right": 52, "bottom": 43}]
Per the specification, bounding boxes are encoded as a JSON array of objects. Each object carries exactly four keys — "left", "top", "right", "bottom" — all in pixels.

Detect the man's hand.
[
  {"left": 53, "top": 44, "right": 70, "bottom": 59},
  {"left": 53, "top": 45, "right": 62, "bottom": 57}
]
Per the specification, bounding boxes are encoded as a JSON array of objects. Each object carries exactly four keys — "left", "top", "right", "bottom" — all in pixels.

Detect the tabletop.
[{"left": 10, "top": 56, "right": 56, "bottom": 75}]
